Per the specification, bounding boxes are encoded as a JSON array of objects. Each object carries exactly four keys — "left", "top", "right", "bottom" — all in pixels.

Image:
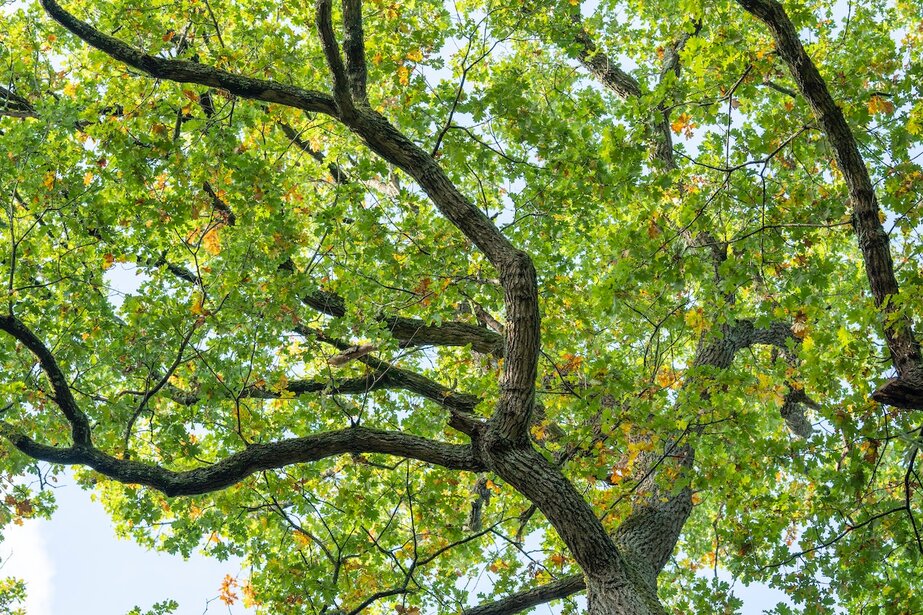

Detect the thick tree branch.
[
  {"left": 736, "top": 0, "right": 923, "bottom": 408},
  {"left": 0, "top": 423, "right": 484, "bottom": 496},
  {"left": 144, "top": 247, "right": 503, "bottom": 357},
  {"left": 572, "top": 26, "right": 642, "bottom": 99},
  {"left": 611, "top": 317, "right": 803, "bottom": 581},
  {"left": 381, "top": 316, "right": 504, "bottom": 356},
  {"left": 299, "top": 288, "right": 504, "bottom": 356},
  {"left": 296, "top": 326, "right": 483, "bottom": 431},
  {"left": 570, "top": 17, "right": 700, "bottom": 171},
  {"left": 164, "top": 351, "right": 481, "bottom": 419},
  {"left": 462, "top": 574, "right": 585, "bottom": 615},
  {"left": 341, "top": 0, "right": 369, "bottom": 104},
  {"left": 40, "top": 0, "right": 337, "bottom": 116}
]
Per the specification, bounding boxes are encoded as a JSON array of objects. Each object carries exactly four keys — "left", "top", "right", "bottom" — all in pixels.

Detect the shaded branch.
[
  {"left": 315, "top": 0, "right": 356, "bottom": 116},
  {"left": 299, "top": 288, "right": 504, "bottom": 356},
  {"left": 296, "top": 326, "right": 483, "bottom": 432},
  {"left": 736, "top": 0, "right": 923, "bottom": 407},
  {"left": 202, "top": 181, "right": 236, "bottom": 226},
  {"left": 572, "top": 25, "right": 642, "bottom": 99},
  {"left": 462, "top": 574, "right": 585, "bottom": 615},
  {"left": 277, "top": 122, "right": 349, "bottom": 183},
  {"left": 0, "top": 86, "right": 37, "bottom": 119}
]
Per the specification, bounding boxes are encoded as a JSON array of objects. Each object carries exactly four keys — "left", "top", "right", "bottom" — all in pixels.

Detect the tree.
[{"left": 0, "top": 0, "right": 921, "bottom": 612}]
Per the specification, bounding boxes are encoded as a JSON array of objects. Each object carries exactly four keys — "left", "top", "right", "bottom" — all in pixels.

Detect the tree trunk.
[{"left": 586, "top": 572, "right": 666, "bottom": 615}]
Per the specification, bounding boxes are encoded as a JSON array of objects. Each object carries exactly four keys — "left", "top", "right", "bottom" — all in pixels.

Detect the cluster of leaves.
[{"left": 0, "top": 0, "right": 921, "bottom": 613}]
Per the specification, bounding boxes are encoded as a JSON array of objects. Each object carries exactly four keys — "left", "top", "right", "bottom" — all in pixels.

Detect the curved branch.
[
  {"left": 0, "top": 423, "right": 484, "bottom": 497},
  {"left": 39, "top": 0, "right": 539, "bottom": 443},
  {"left": 0, "top": 314, "right": 91, "bottom": 445},
  {"left": 164, "top": 359, "right": 481, "bottom": 417},
  {"left": 40, "top": 0, "right": 337, "bottom": 116}
]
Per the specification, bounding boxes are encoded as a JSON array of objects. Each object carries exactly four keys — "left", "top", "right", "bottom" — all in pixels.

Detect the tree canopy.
[{"left": 1, "top": 0, "right": 922, "bottom": 612}]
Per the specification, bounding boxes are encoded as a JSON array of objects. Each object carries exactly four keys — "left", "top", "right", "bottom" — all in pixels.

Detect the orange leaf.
[
  {"left": 867, "top": 95, "right": 895, "bottom": 116},
  {"left": 670, "top": 112, "right": 696, "bottom": 136}
]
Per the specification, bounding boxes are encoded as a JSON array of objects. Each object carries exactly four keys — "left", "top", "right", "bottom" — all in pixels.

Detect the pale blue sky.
[{"left": 1, "top": 474, "right": 254, "bottom": 615}]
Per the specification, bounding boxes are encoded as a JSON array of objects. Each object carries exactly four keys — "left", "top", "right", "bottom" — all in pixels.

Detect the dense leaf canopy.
[{"left": 1, "top": 0, "right": 922, "bottom": 613}]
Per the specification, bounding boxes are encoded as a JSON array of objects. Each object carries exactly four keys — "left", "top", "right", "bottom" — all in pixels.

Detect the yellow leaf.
[
  {"left": 102, "top": 253, "right": 114, "bottom": 270},
  {"left": 684, "top": 307, "right": 708, "bottom": 334},
  {"left": 405, "top": 49, "right": 423, "bottom": 63},
  {"left": 203, "top": 227, "right": 221, "bottom": 255},
  {"left": 488, "top": 559, "right": 510, "bottom": 573},
  {"left": 397, "top": 64, "right": 410, "bottom": 86},
  {"left": 83, "top": 171, "right": 94, "bottom": 186},
  {"left": 271, "top": 375, "right": 290, "bottom": 394},
  {"left": 292, "top": 530, "right": 310, "bottom": 548}
]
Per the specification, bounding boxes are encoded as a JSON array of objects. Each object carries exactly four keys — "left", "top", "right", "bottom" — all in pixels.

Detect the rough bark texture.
[{"left": 0, "top": 421, "right": 483, "bottom": 496}]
